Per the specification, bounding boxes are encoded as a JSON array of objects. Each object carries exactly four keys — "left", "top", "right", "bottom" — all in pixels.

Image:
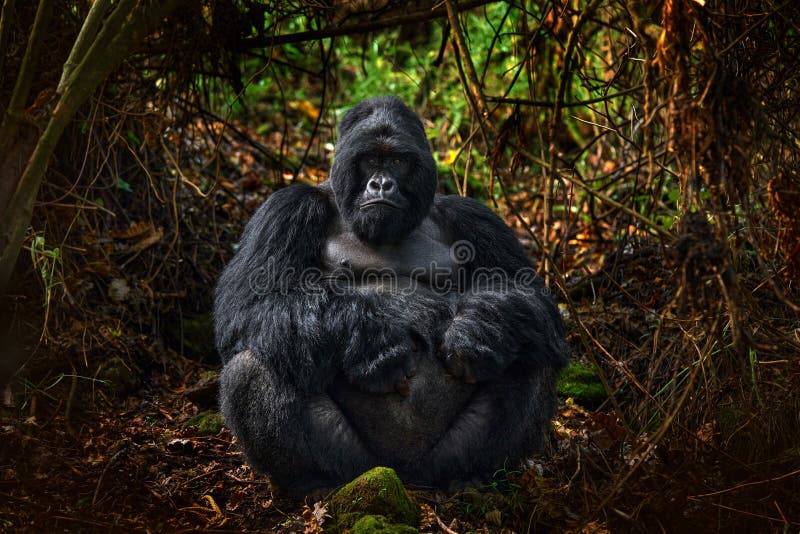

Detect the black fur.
[
  {"left": 330, "top": 97, "right": 436, "bottom": 244},
  {"left": 215, "top": 96, "right": 569, "bottom": 496}
]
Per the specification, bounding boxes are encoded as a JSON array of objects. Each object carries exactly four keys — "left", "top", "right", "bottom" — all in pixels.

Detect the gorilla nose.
[{"left": 367, "top": 176, "right": 396, "bottom": 195}]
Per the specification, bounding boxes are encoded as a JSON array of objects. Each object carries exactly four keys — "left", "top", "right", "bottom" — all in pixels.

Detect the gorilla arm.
[
  {"left": 376, "top": 195, "right": 570, "bottom": 487},
  {"left": 214, "top": 184, "right": 331, "bottom": 378},
  {"left": 432, "top": 195, "right": 570, "bottom": 382}
]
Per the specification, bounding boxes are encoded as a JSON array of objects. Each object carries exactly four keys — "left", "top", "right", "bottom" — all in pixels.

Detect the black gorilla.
[{"left": 214, "top": 96, "right": 568, "bottom": 496}]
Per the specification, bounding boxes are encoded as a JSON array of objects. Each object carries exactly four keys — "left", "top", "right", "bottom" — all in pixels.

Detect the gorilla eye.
[
  {"left": 366, "top": 156, "right": 379, "bottom": 166},
  {"left": 391, "top": 158, "right": 401, "bottom": 166}
]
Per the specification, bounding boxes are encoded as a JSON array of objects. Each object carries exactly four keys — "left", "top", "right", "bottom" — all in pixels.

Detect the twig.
[
  {"left": 485, "top": 85, "right": 644, "bottom": 108},
  {"left": 51, "top": 516, "right": 115, "bottom": 528},
  {"left": 188, "top": 467, "right": 227, "bottom": 484},
  {"left": 63, "top": 368, "right": 78, "bottom": 424},
  {"left": 513, "top": 144, "right": 675, "bottom": 239},
  {"left": 92, "top": 443, "right": 128, "bottom": 507},
  {"left": 683, "top": 500, "right": 798, "bottom": 526},
  {"left": 436, "top": 515, "right": 459, "bottom": 534},
  {"left": 690, "top": 468, "right": 800, "bottom": 498},
  {"left": 0, "top": 0, "right": 186, "bottom": 294},
  {"left": 544, "top": 0, "right": 604, "bottom": 278},
  {"left": 718, "top": 0, "right": 793, "bottom": 56},
  {"left": 444, "top": 0, "right": 490, "bottom": 127},
  {"left": 291, "top": 36, "right": 333, "bottom": 182},
  {"left": 174, "top": 96, "right": 300, "bottom": 171},
  {"left": 592, "top": 320, "right": 710, "bottom": 516}
]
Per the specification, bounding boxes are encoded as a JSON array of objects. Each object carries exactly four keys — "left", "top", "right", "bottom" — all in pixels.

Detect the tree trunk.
[{"left": 0, "top": 0, "right": 185, "bottom": 295}]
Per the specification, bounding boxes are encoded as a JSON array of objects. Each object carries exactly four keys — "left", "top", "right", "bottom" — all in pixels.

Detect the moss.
[
  {"left": 179, "top": 312, "right": 216, "bottom": 361},
  {"left": 557, "top": 362, "right": 606, "bottom": 408},
  {"left": 352, "top": 515, "right": 418, "bottom": 534},
  {"left": 98, "top": 357, "right": 139, "bottom": 396},
  {"left": 185, "top": 410, "right": 225, "bottom": 435},
  {"left": 328, "top": 467, "right": 419, "bottom": 533}
]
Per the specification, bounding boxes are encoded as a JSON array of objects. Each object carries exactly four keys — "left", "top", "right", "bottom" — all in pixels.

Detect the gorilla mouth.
[{"left": 360, "top": 199, "right": 401, "bottom": 209}]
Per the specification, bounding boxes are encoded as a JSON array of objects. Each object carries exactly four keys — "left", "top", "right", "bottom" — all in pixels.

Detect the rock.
[
  {"left": 98, "top": 357, "right": 139, "bottom": 396},
  {"left": 108, "top": 278, "right": 130, "bottom": 302},
  {"left": 178, "top": 313, "right": 216, "bottom": 362},
  {"left": 184, "top": 370, "right": 219, "bottom": 408},
  {"left": 328, "top": 467, "right": 419, "bottom": 533}
]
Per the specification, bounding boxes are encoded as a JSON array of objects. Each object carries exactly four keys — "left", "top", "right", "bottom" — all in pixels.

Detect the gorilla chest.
[
  {"left": 322, "top": 218, "right": 456, "bottom": 289},
  {"left": 323, "top": 218, "right": 475, "bottom": 463}
]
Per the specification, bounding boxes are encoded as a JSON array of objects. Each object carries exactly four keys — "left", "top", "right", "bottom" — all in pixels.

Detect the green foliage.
[
  {"left": 335, "top": 34, "right": 427, "bottom": 105},
  {"left": 30, "top": 235, "right": 61, "bottom": 300},
  {"left": 29, "top": 235, "right": 62, "bottom": 327},
  {"left": 116, "top": 177, "right": 133, "bottom": 193}
]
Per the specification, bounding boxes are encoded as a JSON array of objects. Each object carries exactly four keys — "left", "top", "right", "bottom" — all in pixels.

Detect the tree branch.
[
  {"left": 0, "top": 0, "right": 14, "bottom": 75},
  {"left": 485, "top": 85, "right": 644, "bottom": 109},
  {"left": 444, "top": 0, "right": 490, "bottom": 123},
  {"left": 240, "top": 0, "right": 495, "bottom": 48},
  {"left": 0, "top": 0, "right": 52, "bottom": 162},
  {"left": 58, "top": 0, "right": 112, "bottom": 94}
]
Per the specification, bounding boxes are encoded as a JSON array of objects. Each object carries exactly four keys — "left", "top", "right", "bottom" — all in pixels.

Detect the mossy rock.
[
  {"left": 352, "top": 515, "right": 418, "bottom": 534},
  {"left": 328, "top": 467, "right": 419, "bottom": 532},
  {"left": 185, "top": 410, "right": 225, "bottom": 435},
  {"left": 557, "top": 362, "right": 606, "bottom": 408},
  {"left": 180, "top": 313, "right": 216, "bottom": 361},
  {"left": 98, "top": 357, "right": 139, "bottom": 396}
]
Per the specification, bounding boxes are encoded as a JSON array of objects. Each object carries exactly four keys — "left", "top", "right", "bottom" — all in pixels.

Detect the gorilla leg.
[
  {"left": 412, "top": 365, "right": 559, "bottom": 487},
  {"left": 219, "top": 350, "right": 376, "bottom": 495}
]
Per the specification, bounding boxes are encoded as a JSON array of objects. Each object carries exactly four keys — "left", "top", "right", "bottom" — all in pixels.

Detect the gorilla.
[{"left": 214, "top": 96, "right": 568, "bottom": 496}]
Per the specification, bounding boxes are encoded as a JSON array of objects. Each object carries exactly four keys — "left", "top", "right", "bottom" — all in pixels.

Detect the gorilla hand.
[
  {"left": 341, "top": 319, "right": 422, "bottom": 396},
  {"left": 439, "top": 292, "right": 524, "bottom": 383}
]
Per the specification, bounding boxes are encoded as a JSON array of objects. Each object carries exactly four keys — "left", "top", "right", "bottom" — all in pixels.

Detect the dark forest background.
[{"left": 1, "top": 1, "right": 798, "bottom": 531}]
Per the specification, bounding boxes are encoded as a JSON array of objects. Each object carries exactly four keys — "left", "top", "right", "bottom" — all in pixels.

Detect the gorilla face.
[{"left": 330, "top": 96, "right": 437, "bottom": 244}]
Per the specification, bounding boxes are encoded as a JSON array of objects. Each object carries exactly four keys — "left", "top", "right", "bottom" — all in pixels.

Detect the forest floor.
[
  {"left": 0, "top": 345, "right": 662, "bottom": 533},
  {"left": 2, "top": 115, "right": 799, "bottom": 533},
  {"left": 0, "top": 364, "right": 603, "bottom": 532},
  {"left": 3, "top": 286, "right": 797, "bottom": 533}
]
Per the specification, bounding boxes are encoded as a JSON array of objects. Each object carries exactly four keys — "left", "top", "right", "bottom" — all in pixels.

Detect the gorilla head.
[{"left": 329, "top": 96, "right": 437, "bottom": 244}]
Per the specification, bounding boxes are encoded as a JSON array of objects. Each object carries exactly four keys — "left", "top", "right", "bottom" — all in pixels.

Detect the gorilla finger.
[
  {"left": 443, "top": 353, "right": 466, "bottom": 379},
  {"left": 409, "top": 328, "right": 429, "bottom": 354},
  {"left": 445, "top": 352, "right": 479, "bottom": 383},
  {"left": 462, "top": 365, "right": 477, "bottom": 385},
  {"left": 395, "top": 379, "right": 410, "bottom": 397},
  {"left": 403, "top": 355, "right": 418, "bottom": 377}
]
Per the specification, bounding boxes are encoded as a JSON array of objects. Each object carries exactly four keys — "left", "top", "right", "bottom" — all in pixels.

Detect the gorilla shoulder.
[{"left": 214, "top": 183, "right": 335, "bottom": 364}]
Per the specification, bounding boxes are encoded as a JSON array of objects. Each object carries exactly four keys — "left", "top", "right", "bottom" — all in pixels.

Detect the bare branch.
[{"left": 240, "top": 0, "right": 495, "bottom": 48}]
